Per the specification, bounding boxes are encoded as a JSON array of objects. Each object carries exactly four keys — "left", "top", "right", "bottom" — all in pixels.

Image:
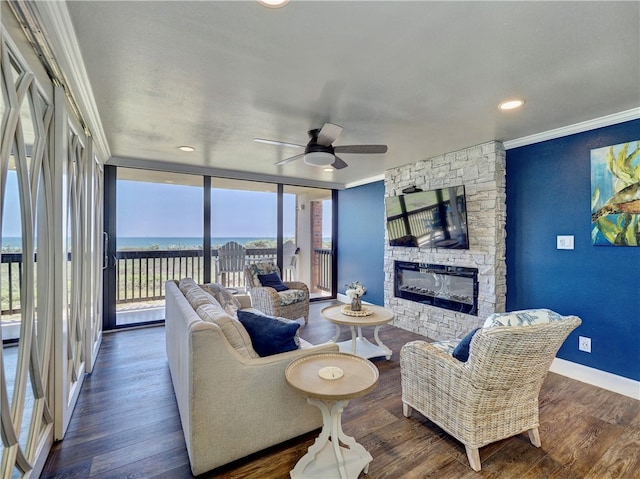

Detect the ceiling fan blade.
[
  {"left": 334, "top": 144, "right": 388, "bottom": 154},
  {"left": 254, "top": 138, "right": 304, "bottom": 148},
  {"left": 331, "top": 156, "right": 348, "bottom": 169},
  {"left": 274, "top": 153, "right": 304, "bottom": 166},
  {"left": 316, "top": 123, "right": 343, "bottom": 146}
]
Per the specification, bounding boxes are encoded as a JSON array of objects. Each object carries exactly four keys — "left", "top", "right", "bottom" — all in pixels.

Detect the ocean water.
[
  {"left": 1, "top": 236, "right": 288, "bottom": 251},
  {"left": 116, "top": 236, "right": 277, "bottom": 250},
  {"left": 1, "top": 236, "right": 331, "bottom": 251}
]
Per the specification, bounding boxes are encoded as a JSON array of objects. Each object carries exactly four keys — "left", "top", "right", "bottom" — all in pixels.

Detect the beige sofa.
[{"left": 164, "top": 279, "right": 338, "bottom": 475}]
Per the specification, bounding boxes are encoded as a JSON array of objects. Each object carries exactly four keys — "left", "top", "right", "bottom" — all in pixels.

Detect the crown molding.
[
  {"left": 29, "top": 1, "right": 110, "bottom": 163},
  {"left": 504, "top": 108, "right": 640, "bottom": 150}
]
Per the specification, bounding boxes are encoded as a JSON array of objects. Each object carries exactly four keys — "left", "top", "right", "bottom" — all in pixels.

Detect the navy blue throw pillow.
[
  {"left": 237, "top": 310, "right": 300, "bottom": 357},
  {"left": 452, "top": 327, "right": 480, "bottom": 362},
  {"left": 257, "top": 272, "right": 289, "bottom": 292}
]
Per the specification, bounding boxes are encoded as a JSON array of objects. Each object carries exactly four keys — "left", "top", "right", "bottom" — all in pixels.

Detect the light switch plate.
[{"left": 557, "top": 235, "right": 574, "bottom": 250}]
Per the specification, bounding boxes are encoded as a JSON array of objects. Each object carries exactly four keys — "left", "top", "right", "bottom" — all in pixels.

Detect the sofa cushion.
[
  {"left": 200, "top": 282, "right": 242, "bottom": 317},
  {"left": 452, "top": 327, "right": 480, "bottom": 362},
  {"left": 237, "top": 310, "right": 300, "bottom": 357},
  {"left": 196, "top": 302, "right": 258, "bottom": 359},
  {"left": 179, "top": 278, "right": 216, "bottom": 310},
  {"left": 483, "top": 308, "right": 564, "bottom": 328},
  {"left": 258, "top": 272, "right": 289, "bottom": 292}
]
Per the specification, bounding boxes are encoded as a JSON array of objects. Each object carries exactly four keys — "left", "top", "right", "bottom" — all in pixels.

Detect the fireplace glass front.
[{"left": 394, "top": 261, "right": 478, "bottom": 315}]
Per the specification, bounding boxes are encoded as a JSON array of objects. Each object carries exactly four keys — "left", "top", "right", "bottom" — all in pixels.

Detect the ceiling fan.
[{"left": 254, "top": 123, "right": 387, "bottom": 170}]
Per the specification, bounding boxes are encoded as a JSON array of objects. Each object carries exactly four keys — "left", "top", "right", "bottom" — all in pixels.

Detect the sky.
[
  {"left": 116, "top": 180, "right": 331, "bottom": 238},
  {"left": 2, "top": 174, "right": 332, "bottom": 238}
]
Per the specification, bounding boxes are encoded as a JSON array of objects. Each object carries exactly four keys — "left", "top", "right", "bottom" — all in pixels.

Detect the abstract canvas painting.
[{"left": 591, "top": 140, "right": 640, "bottom": 246}]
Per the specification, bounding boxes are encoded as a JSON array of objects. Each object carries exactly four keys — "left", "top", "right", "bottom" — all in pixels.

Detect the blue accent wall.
[
  {"left": 506, "top": 119, "right": 640, "bottom": 381},
  {"left": 337, "top": 181, "right": 385, "bottom": 306}
]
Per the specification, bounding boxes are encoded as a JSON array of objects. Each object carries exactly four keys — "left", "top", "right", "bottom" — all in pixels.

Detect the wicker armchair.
[
  {"left": 400, "top": 312, "right": 581, "bottom": 471},
  {"left": 244, "top": 262, "right": 310, "bottom": 324}
]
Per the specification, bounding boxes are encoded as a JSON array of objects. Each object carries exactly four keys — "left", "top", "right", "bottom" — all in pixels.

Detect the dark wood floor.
[{"left": 41, "top": 301, "right": 640, "bottom": 479}]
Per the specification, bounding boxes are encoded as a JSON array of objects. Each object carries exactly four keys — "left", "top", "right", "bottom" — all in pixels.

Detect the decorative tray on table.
[{"left": 340, "top": 305, "right": 374, "bottom": 317}]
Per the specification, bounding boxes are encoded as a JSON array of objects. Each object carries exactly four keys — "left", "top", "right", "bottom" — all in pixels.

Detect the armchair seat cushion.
[{"left": 277, "top": 289, "right": 307, "bottom": 306}]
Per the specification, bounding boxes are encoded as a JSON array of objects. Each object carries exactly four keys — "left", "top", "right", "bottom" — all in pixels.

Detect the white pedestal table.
[
  {"left": 285, "top": 352, "right": 379, "bottom": 479},
  {"left": 321, "top": 304, "right": 394, "bottom": 360}
]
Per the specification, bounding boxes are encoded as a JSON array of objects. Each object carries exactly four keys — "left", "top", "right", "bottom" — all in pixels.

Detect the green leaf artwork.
[{"left": 591, "top": 140, "right": 640, "bottom": 246}]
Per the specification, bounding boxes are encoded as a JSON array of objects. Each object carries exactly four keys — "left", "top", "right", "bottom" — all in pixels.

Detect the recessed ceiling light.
[
  {"left": 499, "top": 99, "right": 525, "bottom": 110},
  {"left": 178, "top": 146, "right": 195, "bottom": 152},
  {"left": 323, "top": 168, "right": 333, "bottom": 172},
  {"left": 257, "top": 0, "right": 289, "bottom": 8}
]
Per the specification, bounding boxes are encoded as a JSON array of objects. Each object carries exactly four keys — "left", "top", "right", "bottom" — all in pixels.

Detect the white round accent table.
[
  {"left": 321, "top": 304, "right": 394, "bottom": 360},
  {"left": 285, "top": 352, "right": 379, "bottom": 479}
]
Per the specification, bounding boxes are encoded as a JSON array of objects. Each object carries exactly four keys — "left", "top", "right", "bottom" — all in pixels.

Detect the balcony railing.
[{"left": 1, "top": 248, "right": 333, "bottom": 314}]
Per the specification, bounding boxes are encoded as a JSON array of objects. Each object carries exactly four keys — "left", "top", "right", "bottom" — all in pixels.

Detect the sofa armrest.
[
  {"left": 283, "top": 281, "right": 309, "bottom": 294},
  {"left": 235, "top": 293, "right": 252, "bottom": 309}
]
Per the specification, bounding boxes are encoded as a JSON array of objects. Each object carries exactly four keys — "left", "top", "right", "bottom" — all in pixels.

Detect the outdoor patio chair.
[
  {"left": 244, "top": 261, "right": 309, "bottom": 324},
  {"left": 282, "top": 240, "right": 298, "bottom": 281},
  {"left": 400, "top": 309, "right": 581, "bottom": 471},
  {"left": 217, "top": 241, "right": 246, "bottom": 288}
]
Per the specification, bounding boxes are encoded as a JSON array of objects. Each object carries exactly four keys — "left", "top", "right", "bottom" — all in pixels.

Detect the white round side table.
[{"left": 285, "top": 352, "right": 379, "bottom": 479}]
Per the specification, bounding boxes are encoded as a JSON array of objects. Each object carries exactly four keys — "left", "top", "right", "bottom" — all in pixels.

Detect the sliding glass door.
[{"left": 105, "top": 167, "right": 203, "bottom": 328}]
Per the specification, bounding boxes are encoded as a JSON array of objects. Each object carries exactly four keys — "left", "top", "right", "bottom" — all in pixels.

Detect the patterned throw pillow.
[
  {"left": 483, "top": 308, "right": 564, "bottom": 328},
  {"left": 246, "top": 262, "right": 279, "bottom": 288},
  {"left": 200, "top": 283, "right": 242, "bottom": 318},
  {"left": 179, "top": 278, "right": 216, "bottom": 310}
]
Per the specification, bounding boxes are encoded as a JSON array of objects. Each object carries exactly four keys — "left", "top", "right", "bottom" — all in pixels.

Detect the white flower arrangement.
[{"left": 345, "top": 280, "right": 366, "bottom": 299}]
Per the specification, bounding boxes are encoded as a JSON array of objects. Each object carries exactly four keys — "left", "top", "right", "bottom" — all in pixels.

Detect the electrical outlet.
[{"left": 579, "top": 336, "right": 591, "bottom": 353}]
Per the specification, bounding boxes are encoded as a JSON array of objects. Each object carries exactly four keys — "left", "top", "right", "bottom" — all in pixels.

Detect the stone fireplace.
[{"left": 384, "top": 141, "right": 506, "bottom": 341}]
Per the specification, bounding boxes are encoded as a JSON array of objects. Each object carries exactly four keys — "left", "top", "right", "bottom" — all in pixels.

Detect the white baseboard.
[{"left": 550, "top": 358, "right": 640, "bottom": 400}]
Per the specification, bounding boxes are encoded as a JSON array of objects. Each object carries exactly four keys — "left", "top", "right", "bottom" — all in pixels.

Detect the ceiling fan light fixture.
[
  {"left": 304, "top": 151, "right": 335, "bottom": 167},
  {"left": 257, "top": 0, "right": 289, "bottom": 8},
  {"left": 499, "top": 99, "right": 525, "bottom": 110}
]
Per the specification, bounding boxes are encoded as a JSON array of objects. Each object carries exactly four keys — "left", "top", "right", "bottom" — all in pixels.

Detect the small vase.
[{"left": 351, "top": 296, "right": 362, "bottom": 312}]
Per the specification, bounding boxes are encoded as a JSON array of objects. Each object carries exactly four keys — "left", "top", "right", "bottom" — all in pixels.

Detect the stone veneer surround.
[{"left": 384, "top": 141, "right": 506, "bottom": 341}]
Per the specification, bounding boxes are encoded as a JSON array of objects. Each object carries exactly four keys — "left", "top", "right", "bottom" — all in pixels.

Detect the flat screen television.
[{"left": 385, "top": 185, "right": 469, "bottom": 249}]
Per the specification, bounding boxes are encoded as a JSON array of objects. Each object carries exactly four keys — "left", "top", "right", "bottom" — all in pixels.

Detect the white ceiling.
[{"left": 62, "top": 1, "right": 640, "bottom": 187}]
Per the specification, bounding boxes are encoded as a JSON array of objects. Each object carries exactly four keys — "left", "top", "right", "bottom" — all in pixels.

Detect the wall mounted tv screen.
[{"left": 385, "top": 185, "right": 469, "bottom": 249}]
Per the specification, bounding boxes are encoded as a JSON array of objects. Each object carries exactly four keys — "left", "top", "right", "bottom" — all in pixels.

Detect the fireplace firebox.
[{"left": 394, "top": 261, "right": 478, "bottom": 315}]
